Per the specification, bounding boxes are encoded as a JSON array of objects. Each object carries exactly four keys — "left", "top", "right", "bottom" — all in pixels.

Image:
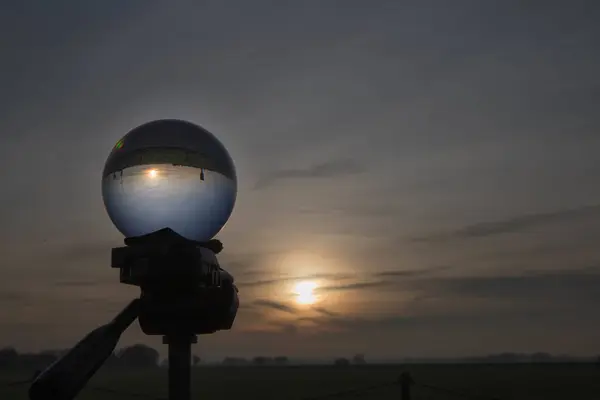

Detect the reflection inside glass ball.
[
  {"left": 147, "top": 168, "right": 158, "bottom": 179},
  {"left": 101, "top": 119, "right": 237, "bottom": 242}
]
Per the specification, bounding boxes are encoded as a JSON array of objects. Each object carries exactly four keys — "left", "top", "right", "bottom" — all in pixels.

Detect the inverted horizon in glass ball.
[{"left": 102, "top": 119, "right": 237, "bottom": 242}]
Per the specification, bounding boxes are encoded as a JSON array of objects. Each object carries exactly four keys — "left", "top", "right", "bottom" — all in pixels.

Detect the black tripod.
[
  {"left": 164, "top": 334, "right": 196, "bottom": 400},
  {"left": 28, "top": 228, "right": 239, "bottom": 400}
]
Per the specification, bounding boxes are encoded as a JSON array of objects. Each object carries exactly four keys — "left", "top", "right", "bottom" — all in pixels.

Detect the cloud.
[
  {"left": 252, "top": 299, "right": 297, "bottom": 314},
  {"left": 52, "top": 280, "right": 108, "bottom": 288},
  {"left": 238, "top": 266, "right": 600, "bottom": 338},
  {"left": 375, "top": 266, "right": 454, "bottom": 278},
  {"left": 300, "top": 312, "right": 549, "bottom": 334},
  {"left": 312, "top": 307, "right": 339, "bottom": 317},
  {"left": 366, "top": 266, "right": 600, "bottom": 301},
  {"left": 297, "top": 267, "right": 600, "bottom": 332},
  {"left": 317, "top": 281, "right": 390, "bottom": 292},
  {"left": 413, "top": 204, "right": 600, "bottom": 242},
  {"left": 253, "top": 158, "right": 366, "bottom": 189},
  {"left": 416, "top": 269, "right": 600, "bottom": 303},
  {"left": 0, "top": 291, "right": 30, "bottom": 302},
  {"left": 237, "top": 268, "right": 451, "bottom": 293},
  {"left": 237, "top": 278, "right": 284, "bottom": 288},
  {"left": 289, "top": 269, "right": 600, "bottom": 333},
  {"left": 2, "top": 1, "right": 599, "bottom": 358},
  {"left": 236, "top": 272, "right": 353, "bottom": 288},
  {"left": 296, "top": 203, "right": 400, "bottom": 218}
]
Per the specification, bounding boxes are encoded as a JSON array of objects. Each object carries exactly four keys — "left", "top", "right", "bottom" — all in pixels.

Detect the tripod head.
[
  {"left": 29, "top": 228, "right": 239, "bottom": 400},
  {"left": 112, "top": 228, "right": 238, "bottom": 335}
]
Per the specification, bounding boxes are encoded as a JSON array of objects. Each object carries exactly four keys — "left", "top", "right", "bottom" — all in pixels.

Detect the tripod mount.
[{"left": 29, "top": 228, "right": 239, "bottom": 400}]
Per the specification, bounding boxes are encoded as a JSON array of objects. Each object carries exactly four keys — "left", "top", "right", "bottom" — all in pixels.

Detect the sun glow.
[
  {"left": 147, "top": 169, "right": 158, "bottom": 179},
  {"left": 293, "top": 281, "right": 318, "bottom": 305}
]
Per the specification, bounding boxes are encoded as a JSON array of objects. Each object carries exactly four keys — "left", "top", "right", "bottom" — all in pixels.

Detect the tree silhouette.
[
  {"left": 531, "top": 352, "right": 552, "bottom": 363},
  {"left": 274, "top": 356, "right": 288, "bottom": 365},
  {"left": 252, "top": 356, "right": 271, "bottom": 366},
  {"left": 352, "top": 354, "right": 366, "bottom": 365},
  {"left": 334, "top": 357, "right": 350, "bottom": 367},
  {"left": 222, "top": 357, "right": 248, "bottom": 366},
  {"left": 0, "top": 347, "right": 18, "bottom": 368},
  {"left": 103, "top": 352, "right": 123, "bottom": 368},
  {"left": 18, "top": 351, "right": 57, "bottom": 371},
  {"left": 117, "top": 344, "right": 159, "bottom": 368}
]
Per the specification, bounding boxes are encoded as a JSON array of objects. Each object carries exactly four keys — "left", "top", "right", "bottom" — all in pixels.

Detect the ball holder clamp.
[{"left": 28, "top": 227, "right": 239, "bottom": 400}]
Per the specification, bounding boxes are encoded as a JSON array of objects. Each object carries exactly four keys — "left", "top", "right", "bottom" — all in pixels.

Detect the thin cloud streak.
[
  {"left": 375, "top": 266, "right": 454, "bottom": 278},
  {"left": 316, "top": 281, "right": 390, "bottom": 292},
  {"left": 236, "top": 272, "right": 353, "bottom": 288},
  {"left": 253, "top": 159, "right": 366, "bottom": 189},
  {"left": 252, "top": 299, "right": 297, "bottom": 314},
  {"left": 312, "top": 307, "right": 339, "bottom": 317},
  {"left": 412, "top": 204, "right": 600, "bottom": 242}
]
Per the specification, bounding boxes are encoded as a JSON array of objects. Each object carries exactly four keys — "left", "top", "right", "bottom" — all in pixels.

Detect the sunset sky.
[{"left": 1, "top": 1, "right": 599, "bottom": 360}]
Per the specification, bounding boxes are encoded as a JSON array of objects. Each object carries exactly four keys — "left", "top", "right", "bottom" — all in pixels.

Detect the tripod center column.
[{"left": 163, "top": 334, "right": 198, "bottom": 400}]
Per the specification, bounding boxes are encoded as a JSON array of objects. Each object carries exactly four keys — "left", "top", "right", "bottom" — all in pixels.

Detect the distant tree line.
[
  {"left": 0, "top": 344, "right": 189, "bottom": 371},
  {"left": 334, "top": 354, "right": 367, "bottom": 366},
  {"left": 3, "top": 346, "right": 596, "bottom": 371},
  {"left": 220, "top": 354, "right": 367, "bottom": 367},
  {"left": 403, "top": 353, "right": 600, "bottom": 364},
  {"left": 448, "top": 352, "right": 594, "bottom": 364},
  {"left": 221, "top": 356, "right": 290, "bottom": 366}
]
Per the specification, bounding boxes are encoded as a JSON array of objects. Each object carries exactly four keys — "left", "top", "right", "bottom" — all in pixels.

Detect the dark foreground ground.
[{"left": 1, "top": 364, "right": 599, "bottom": 400}]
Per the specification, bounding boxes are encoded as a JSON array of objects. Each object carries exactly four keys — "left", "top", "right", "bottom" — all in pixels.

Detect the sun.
[
  {"left": 293, "top": 281, "right": 318, "bottom": 305},
  {"left": 147, "top": 169, "right": 159, "bottom": 178}
]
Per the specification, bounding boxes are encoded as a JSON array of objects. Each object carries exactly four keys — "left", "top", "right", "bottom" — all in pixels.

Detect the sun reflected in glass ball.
[{"left": 102, "top": 119, "right": 237, "bottom": 242}]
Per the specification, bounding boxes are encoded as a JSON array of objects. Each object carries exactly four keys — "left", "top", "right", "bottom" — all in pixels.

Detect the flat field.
[{"left": 1, "top": 364, "right": 599, "bottom": 400}]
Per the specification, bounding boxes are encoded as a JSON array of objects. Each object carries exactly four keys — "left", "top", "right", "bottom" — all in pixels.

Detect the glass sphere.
[{"left": 101, "top": 119, "right": 237, "bottom": 242}]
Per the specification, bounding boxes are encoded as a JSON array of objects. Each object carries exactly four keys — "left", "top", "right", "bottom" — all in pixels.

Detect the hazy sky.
[{"left": 1, "top": 0, "right": 600, "bottom": 360}]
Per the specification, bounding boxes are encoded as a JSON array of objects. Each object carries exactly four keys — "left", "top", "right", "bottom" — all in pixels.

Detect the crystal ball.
[{"left": 101, "top": 119, "right": 237, "bottom": 241}]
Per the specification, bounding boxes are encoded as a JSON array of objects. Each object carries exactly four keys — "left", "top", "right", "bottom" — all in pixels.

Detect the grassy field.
[{"left": 1, "top": 364, "right": 599, "bottom": 400}]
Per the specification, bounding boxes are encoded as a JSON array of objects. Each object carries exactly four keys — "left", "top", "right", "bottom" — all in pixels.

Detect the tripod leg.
[
  {"left": 30, "top": 299, "right": 140, "bottom": 400},
  {"left": 164, "top": 334, "right": 197, "bottom": 400}
]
